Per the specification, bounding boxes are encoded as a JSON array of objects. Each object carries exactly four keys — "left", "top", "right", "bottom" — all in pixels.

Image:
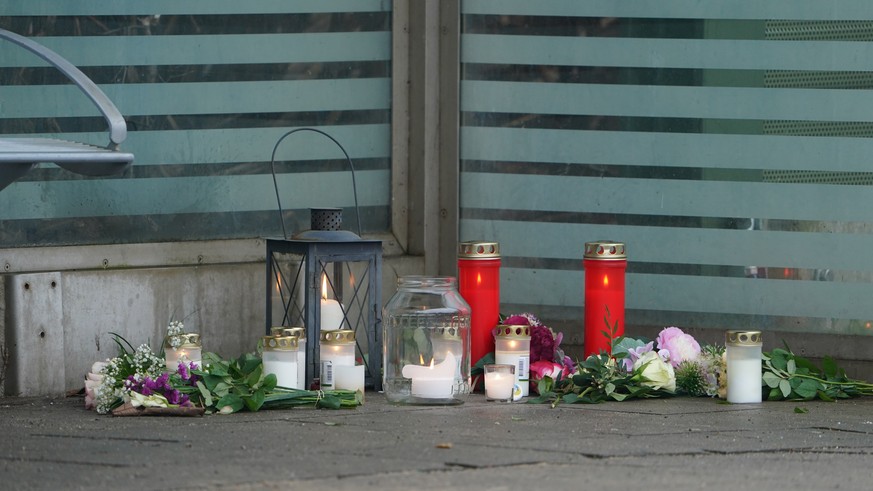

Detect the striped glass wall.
[
  {"left": 0, "top": 0, "right": 392, "bottom": 247},
  {"left": 460, "top": 1, "right": 873, "bottom": 338}
]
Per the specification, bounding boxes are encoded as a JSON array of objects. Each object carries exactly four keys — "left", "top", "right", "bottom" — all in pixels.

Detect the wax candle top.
[{"left": 402, "top": 352, "right": 456, "bottom": 380}]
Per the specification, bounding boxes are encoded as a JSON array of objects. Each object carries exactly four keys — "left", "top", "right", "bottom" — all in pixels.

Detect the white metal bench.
[{"left": 0, "top": 28, "right": 134, "bottom": 191}]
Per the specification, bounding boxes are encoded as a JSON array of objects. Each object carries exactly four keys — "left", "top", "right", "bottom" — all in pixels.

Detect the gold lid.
[
  {"left": 458, "top": 241, "right": 500, "bottom": 259},
  {"left": 320, "top": 329, "right": 355, "bottom": 345},
  {"left": 262, "top": 335, "right": 299, "bottom": 351},
  {"left": 584, "top": 241, "right": 627, "bottom": 260},
  {"left": 494, "top": 324, "right": 531, "bottom": 339},
  {"left": 270, "top": 326, "right": 306, "bottom": 339},
  {"left": 164, "top": 333, "right": 201, "bottom": 349},
  {"left": 726, "top": 330, "right": 762, "bottom": 346}
]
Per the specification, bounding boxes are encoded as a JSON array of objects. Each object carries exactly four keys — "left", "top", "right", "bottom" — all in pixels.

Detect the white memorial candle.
[
  {"left": 320, "top": 275, "right": 345, "bottom": 331},
  {"left": 335, "top": 364, "right": 366, "bottom": 393},
  {"left": 485, "top": 371, "right": 515, "bottom": 401}
]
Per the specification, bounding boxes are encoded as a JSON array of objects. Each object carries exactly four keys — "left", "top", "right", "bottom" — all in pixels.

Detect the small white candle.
[
  {"left": 485, "top": 371, "right": 515, "bottom": 401},
  {"left": 335, "top": 364, "right": 366, "bottom": 393},
  {"left": 402, "top": 352, "right": 457, "bottom": 399}
]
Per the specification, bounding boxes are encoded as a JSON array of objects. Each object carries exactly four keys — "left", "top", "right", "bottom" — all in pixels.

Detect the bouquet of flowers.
[
  {"left": 530, "top": 325, "right": 726, "bottom": 407},
  {"left": 86, "top": 321, "right": 362, "bottom": 415}
]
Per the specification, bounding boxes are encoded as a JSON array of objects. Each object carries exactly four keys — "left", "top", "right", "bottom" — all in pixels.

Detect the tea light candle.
[
  {"left": 726, "top": 330, "right": 763, "bottom": 403},
  {"left": 402, "top": 352, "right": 457, "bottom": 399},
  {"left": 484, "top": 364, "right": 516, "bottom": 401}
]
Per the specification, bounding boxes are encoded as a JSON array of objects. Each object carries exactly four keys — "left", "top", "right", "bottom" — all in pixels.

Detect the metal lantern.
[{"left": 266, "top": 207, "right": 382, "bottom": 391}]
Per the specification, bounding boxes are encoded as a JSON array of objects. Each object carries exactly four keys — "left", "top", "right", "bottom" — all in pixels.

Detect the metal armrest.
[{"left": 0, "top": 28, "right": 127, "bottom": 149}]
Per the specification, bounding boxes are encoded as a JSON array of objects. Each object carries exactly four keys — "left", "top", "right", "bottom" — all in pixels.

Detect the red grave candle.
[
  {"left": 583, "top": 241, "right": 627, "bottom": 357},
  {"left": 458, "top": 241, "right": 501, "bottom": 367}
]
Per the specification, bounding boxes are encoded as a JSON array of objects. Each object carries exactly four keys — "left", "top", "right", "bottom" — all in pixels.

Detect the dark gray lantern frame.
[{"left": 266, "top": 238, "right": 383, "bottom": 391}]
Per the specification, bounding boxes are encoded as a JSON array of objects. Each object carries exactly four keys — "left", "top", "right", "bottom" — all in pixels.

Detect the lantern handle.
[{"left": 269, "top": 127, "right": 363, "bottom": 239}]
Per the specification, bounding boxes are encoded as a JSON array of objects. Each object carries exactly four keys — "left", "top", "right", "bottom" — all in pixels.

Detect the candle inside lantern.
[
  {"left": 320, "top": 330, "right": 355, "bottom": 389},
  {"left": 484, "top": 364, "right": 516, "bottom": 401},
  {"left": 402, "top": 351, "right": 457, "bottom": 399},
  {"left": 320, "top": 274, "right": 345, "bottom": 331},
  {"left": 583, "top": 241, "right": 627, "bottom": 357}
]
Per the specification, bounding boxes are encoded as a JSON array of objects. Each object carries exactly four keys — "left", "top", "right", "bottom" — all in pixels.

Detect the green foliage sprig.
[
  {"left": 178, "top": 352, "right": 362, "bottom": 413},
  {"left": 763, "top": 346, "right": 873, "bottom": 401}
]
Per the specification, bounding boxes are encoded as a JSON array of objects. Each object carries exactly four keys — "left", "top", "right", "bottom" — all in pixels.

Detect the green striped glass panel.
[
  {"left": 0, "top": 2, "right": 392, "bottom": 246},
  {"left": 460, "top": 3, "right": 873, "bottom": 337}
]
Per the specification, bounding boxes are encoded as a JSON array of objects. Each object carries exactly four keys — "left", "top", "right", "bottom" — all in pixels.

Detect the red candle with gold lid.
[
  {"left": 458, "top": 241, "right": 501, "bottom": 367},
  {"left": 583, "top": 241, "right": 627, "bottom": 357}
]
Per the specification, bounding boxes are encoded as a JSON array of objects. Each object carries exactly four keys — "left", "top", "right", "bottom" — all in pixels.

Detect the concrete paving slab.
[{"left": 1, "top": 394, "right": 872, "bottom": 490}]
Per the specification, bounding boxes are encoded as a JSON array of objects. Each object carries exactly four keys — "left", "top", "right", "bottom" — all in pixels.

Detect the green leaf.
[
  {"left": 604, "top": 382, "right": 616, "bottom": 395},
  {"left": 794, "top": 378, "right": 822, "bottom": 400},
  {"left": 316, "top": 395, "right": 342, "bottom": 409},
  {"left": 768, "top": 387, "right": 783, "bottom": 401},
  {"left": 562, "top": 393, "right": 580, "bottom": 404},
  {"left": 768, "top": 351, "right": 788, "bottom": 371},
  {"left": 779, "top": 379, "right": 792, "bottom": 398},
  {"left": 243, "top": 389, "right": 266, "bottom": 412},
  {"left": 216, "top": 393, "right": 245, "bottom": 413},
  {"left": 821, "top": 357, "right": 838, "bottom": 378},
  {"left": 196, "top": 380, "right": 213, "bottom": 408},
  {"left": 794, "top": 406, "right": 809, "bottom": 414},
  {"left": 610, "top": 392, "right": 628, "bottom": 402},
  {"left": 762, "top": 371, "right": 782, "bottom": 389},
  {"left": 816, "top": 390, "right": 835, "bottom": 402},
  {"left": 786, "top": 359, "right": 797, "bottom": 375},
  {"left": 261, "top": 373, "right": 277, "bottom": 392},
  {"left": 213, "top": 381, "right": 231, "bottom": 398},
  {"left": 246, "top": 364, "right": 263, "bottom": 388}
]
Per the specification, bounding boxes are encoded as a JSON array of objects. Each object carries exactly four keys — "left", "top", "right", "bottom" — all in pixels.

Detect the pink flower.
[
  {"left": 529, "top": 360, "right": 575, "bottom": 393},
  {"left": 655, "top": 326, "right": 701, "bottom": 368}
]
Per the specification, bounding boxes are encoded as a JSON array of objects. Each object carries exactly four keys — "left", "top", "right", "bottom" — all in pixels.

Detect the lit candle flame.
[
  {"left": 322, "top": 274, "right": 329, "bottom": 300},
  {"left": 418, "top": 354, "right": 435, "bottom": 368},
  {"left": 603, "top": 274, "right": 609, "bottom": 287},
  {"left": 477, "top": 272, "right": 482, "bottom": 286}
]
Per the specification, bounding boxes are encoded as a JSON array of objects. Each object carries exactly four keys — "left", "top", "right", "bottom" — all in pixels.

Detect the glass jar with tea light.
[
  {"left": 164, "top": 333, "right": 202, "bottom": 372},
  {"left": 494, "top": 324, "right": 531, "bottom": 397},
  {"left": 383, "top": 276, "right": 471, "bottom": 405},
  {"left": 261, "top": 335, "right": 300, "bottom": 389},
  {"left": 319, "top": 329, "right": 356, "bottom": 389}
]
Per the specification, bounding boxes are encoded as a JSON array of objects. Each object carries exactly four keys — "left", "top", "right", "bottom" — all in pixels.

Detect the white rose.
[{"left": 633, "top": 351, "right": 676, "bottom": 393}]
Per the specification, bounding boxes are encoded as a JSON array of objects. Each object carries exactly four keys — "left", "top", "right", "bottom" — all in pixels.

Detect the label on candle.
[
  {"left": 321, "top": 360, "right": 334, "bottom": 388},
  {"left": 495, "top": 352, "right": 530, "bottom": 397}
]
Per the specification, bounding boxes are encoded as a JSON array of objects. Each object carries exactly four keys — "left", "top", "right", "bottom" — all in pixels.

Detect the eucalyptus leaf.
[
  {"left": 786, "top": 359, "right": 796, "bottom": 375},
  {"left": 778, "top": 379, "right": 792, "bottom": 398},
  {"left": 762, "top": 371, "right": 781, "bottom": 389}
]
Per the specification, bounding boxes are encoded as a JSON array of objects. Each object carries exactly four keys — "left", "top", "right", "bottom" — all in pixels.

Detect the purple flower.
[
  {"left": 655, "top": 327, "right": 701, "bottom": 368},
  {"left": 622, "top": 341, "right": 654, "bottom": 372},
  {"left": 177, "top": 362, "right": 190, "bottom": 381}
]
